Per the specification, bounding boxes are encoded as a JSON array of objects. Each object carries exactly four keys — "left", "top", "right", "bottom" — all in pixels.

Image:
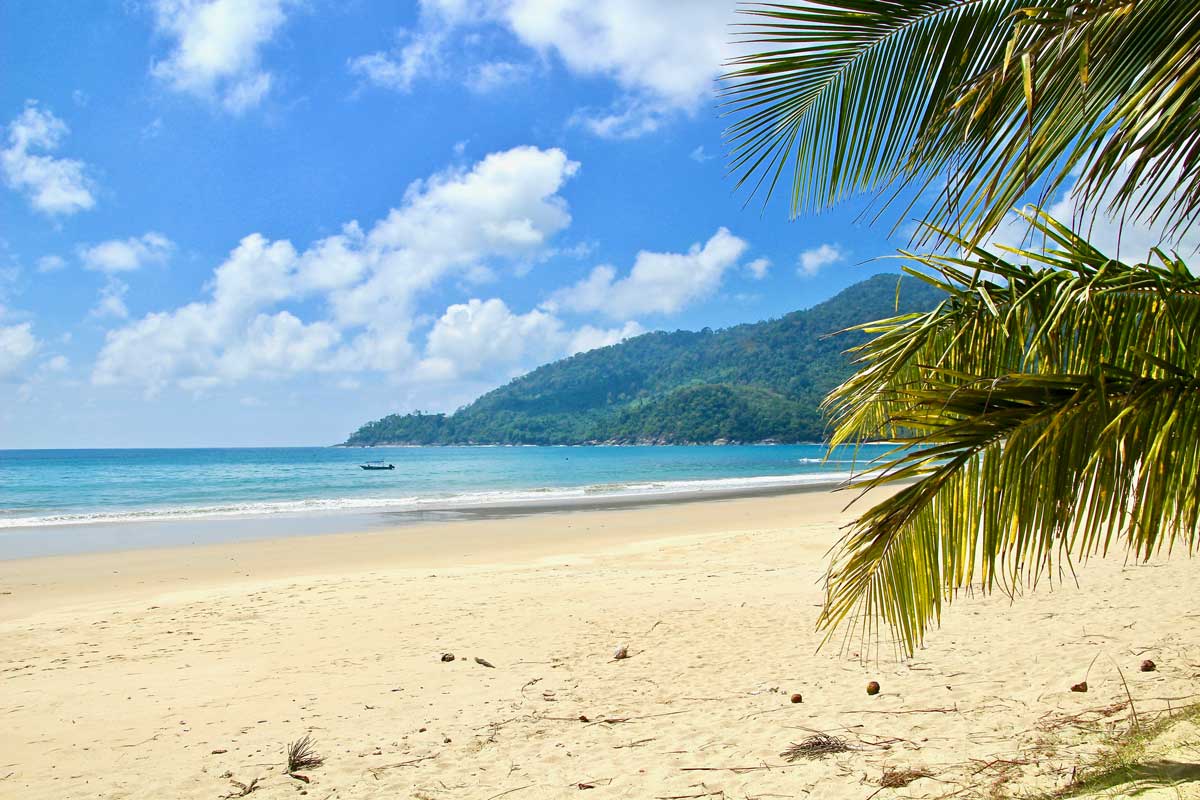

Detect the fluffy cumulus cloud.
[
  {"left": 1, "top": 102, "right": 95, "bottom": 216},
  {"left": 353, "top": 0, "right": 736, "bottom": 136},
  {"left": 418, "top": 297, "right": 642, "bottom": 382},
  {"left": 745, "top": 257, "right": 770, "bottom": 280},
  {"left": 548, "top": 228, "right": 749, "bottom": 318},
  {"left": 150, "top": 0, "right": 288, "bottom": 113},
  {"left": 0, "top": 322, "right": 38, "bottom": 379},
  {"left": 93, "top": 146, "right": 582, "bottom": 394},
  {"left": 79, "top": 233, "right": 174, "bottom": 273},
  {"left": 797, "top": 243, "right": 845, "bottom": 276}
]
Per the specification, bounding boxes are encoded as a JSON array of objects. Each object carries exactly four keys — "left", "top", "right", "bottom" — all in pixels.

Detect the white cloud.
[
  {"left": 466, "top": 60, "right": 533, "bottom": 93},
  {"left": 568, "top": 98, "right": 674, "bottom": 139},
  {"left": 37, "top": 255, "right": 66, "bottom": 273},
  {"left": 348, "top": 29, "right": 446, "bottom": 93},
  {"left": 93, "top": 279, "right": 130, "bottom": 319},
  {"left": 93, "top": 146, "right": 580, "bottom": 393},
  {"left": 150, "top": 0, "right": 287, "bottom": 113},
  {"left": 548, "top": 227, "right": 749, "bottom": 318},
  {"left": 79, "top": 232, "right": 174, "bottom": 273},
  {"left": 746, "top": 257, "right": 770, "bottom": 280},
  {"left": 797, "top": 243, "right": 845, "bottom": 276},
  {"left": 494, "top": 0, "right": 731, "bottom": 110},
  {"left": 0, "top": 323, "right": 38, "bottom": 379},
  {"left": 1, "top": 103, "right": 96, "bottom": 216},
  {"left": 569, "top": 320, "right": 643, "bottom": 354},
  {"left": 419, "top": 297, "right": 642, "bottom": 381},
  {"left": 355, "top": 0, "right": 737, "bottom": 136}
]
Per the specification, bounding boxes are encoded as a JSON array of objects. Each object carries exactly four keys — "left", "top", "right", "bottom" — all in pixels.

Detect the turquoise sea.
[{"left": 0, "top": 445, "right": 888, "bottom": 558}]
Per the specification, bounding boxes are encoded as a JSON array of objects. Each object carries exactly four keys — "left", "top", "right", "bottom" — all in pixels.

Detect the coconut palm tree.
[{"left": 721, "top": 0, "right": 1200, "bottom": 655}]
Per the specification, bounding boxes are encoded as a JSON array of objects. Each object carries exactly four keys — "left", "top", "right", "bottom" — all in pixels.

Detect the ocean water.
[{"left": 0, "top": 445, "right": 890, "bottom": 557}]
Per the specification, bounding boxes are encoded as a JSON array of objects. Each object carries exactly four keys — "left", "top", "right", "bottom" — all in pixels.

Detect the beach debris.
[
  {"left": 286, "top": 734, "right": 324, "bottom": 773},
  {"left": 475, "top": 656, "right": 496, "bottom": 668},
  {"left": 780, "top": 733, "right": 851, "bottom": 761},
  {"left": 441, "top": 653, "right": 455, "bottom": 662},
  {"left": 221, "top": 777, "right": 261, "bottom": 798},
  {"left": 866, "top": 681, "right": 881, "bottom": 695},
  {"left": 1070, "top": 681, "right": 1088, "bottom": 693},
  {"left": 613, "top": 645, "right": 629, "bottom": 660},
  {"left": 879, "top": 767, "right": 933, "bottom": 788},
  {"left": 790, "top": 693, "right": 803, "bottom": 704},
  {"left": 1140, "top": 659, "right": 1157, "bottom": 672}
]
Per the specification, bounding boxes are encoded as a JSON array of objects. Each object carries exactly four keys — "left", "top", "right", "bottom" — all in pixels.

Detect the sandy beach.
[{"left": 2, "top": 489, "right": 1198, "bottom": 799}]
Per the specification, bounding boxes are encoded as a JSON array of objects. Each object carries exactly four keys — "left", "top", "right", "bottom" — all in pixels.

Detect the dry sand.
[{"left": 1, "top": 490, "right": 1198, "bottom": 799}]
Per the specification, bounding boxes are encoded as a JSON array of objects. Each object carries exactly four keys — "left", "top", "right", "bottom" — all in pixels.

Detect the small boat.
[{"left": 360, "top": 460, "right": 395, "bottom": 471}]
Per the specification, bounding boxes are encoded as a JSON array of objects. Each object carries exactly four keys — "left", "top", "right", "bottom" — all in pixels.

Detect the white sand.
[{"left": 1, "top": 490, "right": 1197, "bottom": 799}]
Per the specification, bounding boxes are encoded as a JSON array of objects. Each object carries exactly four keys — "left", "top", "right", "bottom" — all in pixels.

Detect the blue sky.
[{"left": 0, "top": 1, "right": 942, "bottom": 447}]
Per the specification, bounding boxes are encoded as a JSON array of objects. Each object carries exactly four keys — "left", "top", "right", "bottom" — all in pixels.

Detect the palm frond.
[
  {"left": 722, "top": 1, "right": 1200, "bottom": 243},
  {"left": 820, "top": 211, "right": 1200, "bottom": 655}
]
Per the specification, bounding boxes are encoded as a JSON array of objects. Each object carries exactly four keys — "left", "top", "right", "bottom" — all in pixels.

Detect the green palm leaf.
[
  {"left": 820, "top": 211, "right": 1200, "bottom": 655},
  {"left": 722, "top": 1, "right": 1200, "bottom": 243}
]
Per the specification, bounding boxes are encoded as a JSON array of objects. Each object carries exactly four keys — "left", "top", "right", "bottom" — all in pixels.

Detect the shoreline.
[{"left": 0, "top": 472, "right": 866, "bottom": 560}]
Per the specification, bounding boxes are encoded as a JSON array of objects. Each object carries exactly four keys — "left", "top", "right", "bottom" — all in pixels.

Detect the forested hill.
[{"left": 344, "top": 273, "right": 945, "bottom": 446}]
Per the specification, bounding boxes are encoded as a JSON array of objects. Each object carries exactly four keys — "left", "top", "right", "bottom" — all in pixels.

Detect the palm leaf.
[
  {"left": 820, "top": 211, "right": 1200, "bottom": 655},
  {"left": 722, "top": 1, "right": 1200, "bottom": 243}
]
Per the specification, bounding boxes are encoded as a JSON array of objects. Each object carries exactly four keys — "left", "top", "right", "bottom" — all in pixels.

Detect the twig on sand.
[
  {"left": 221, "top": 777, "right": 261, "bottom": 798},
  {"left": 367, "top": 754, "right": 436, "bottom": 778},
  {"left": 614, "top": 738, "right": 656, "bottom": 749},
  {"left": 780, "top": 734, "right": 851, "bottom": 762},
  {"left": 878, "top": 767, "right": 933, "bottom": 787},
  {"left": 681, "top": 764, "right": 788, "bottom": 774},
  {"left": 572, "top": 777, "right": 614, "bottom": 789},
  {"left": 583, "top": 710, "right": 687, "bottom": 727},
  {"left": 484, "top": 784, "right": 533, "bottom": 800},
  {"left": 846, "top": 706, "right": 957, "bottom": 715}
]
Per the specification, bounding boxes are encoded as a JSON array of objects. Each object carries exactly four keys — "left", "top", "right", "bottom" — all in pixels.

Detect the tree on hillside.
[{"left": 723, "top": 0, "right": 1200, "bottom": 655}]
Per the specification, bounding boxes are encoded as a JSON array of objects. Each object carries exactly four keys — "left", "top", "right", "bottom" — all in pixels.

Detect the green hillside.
[{"left": 345, "top": 273, "right": 944, "bottom": 445}]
